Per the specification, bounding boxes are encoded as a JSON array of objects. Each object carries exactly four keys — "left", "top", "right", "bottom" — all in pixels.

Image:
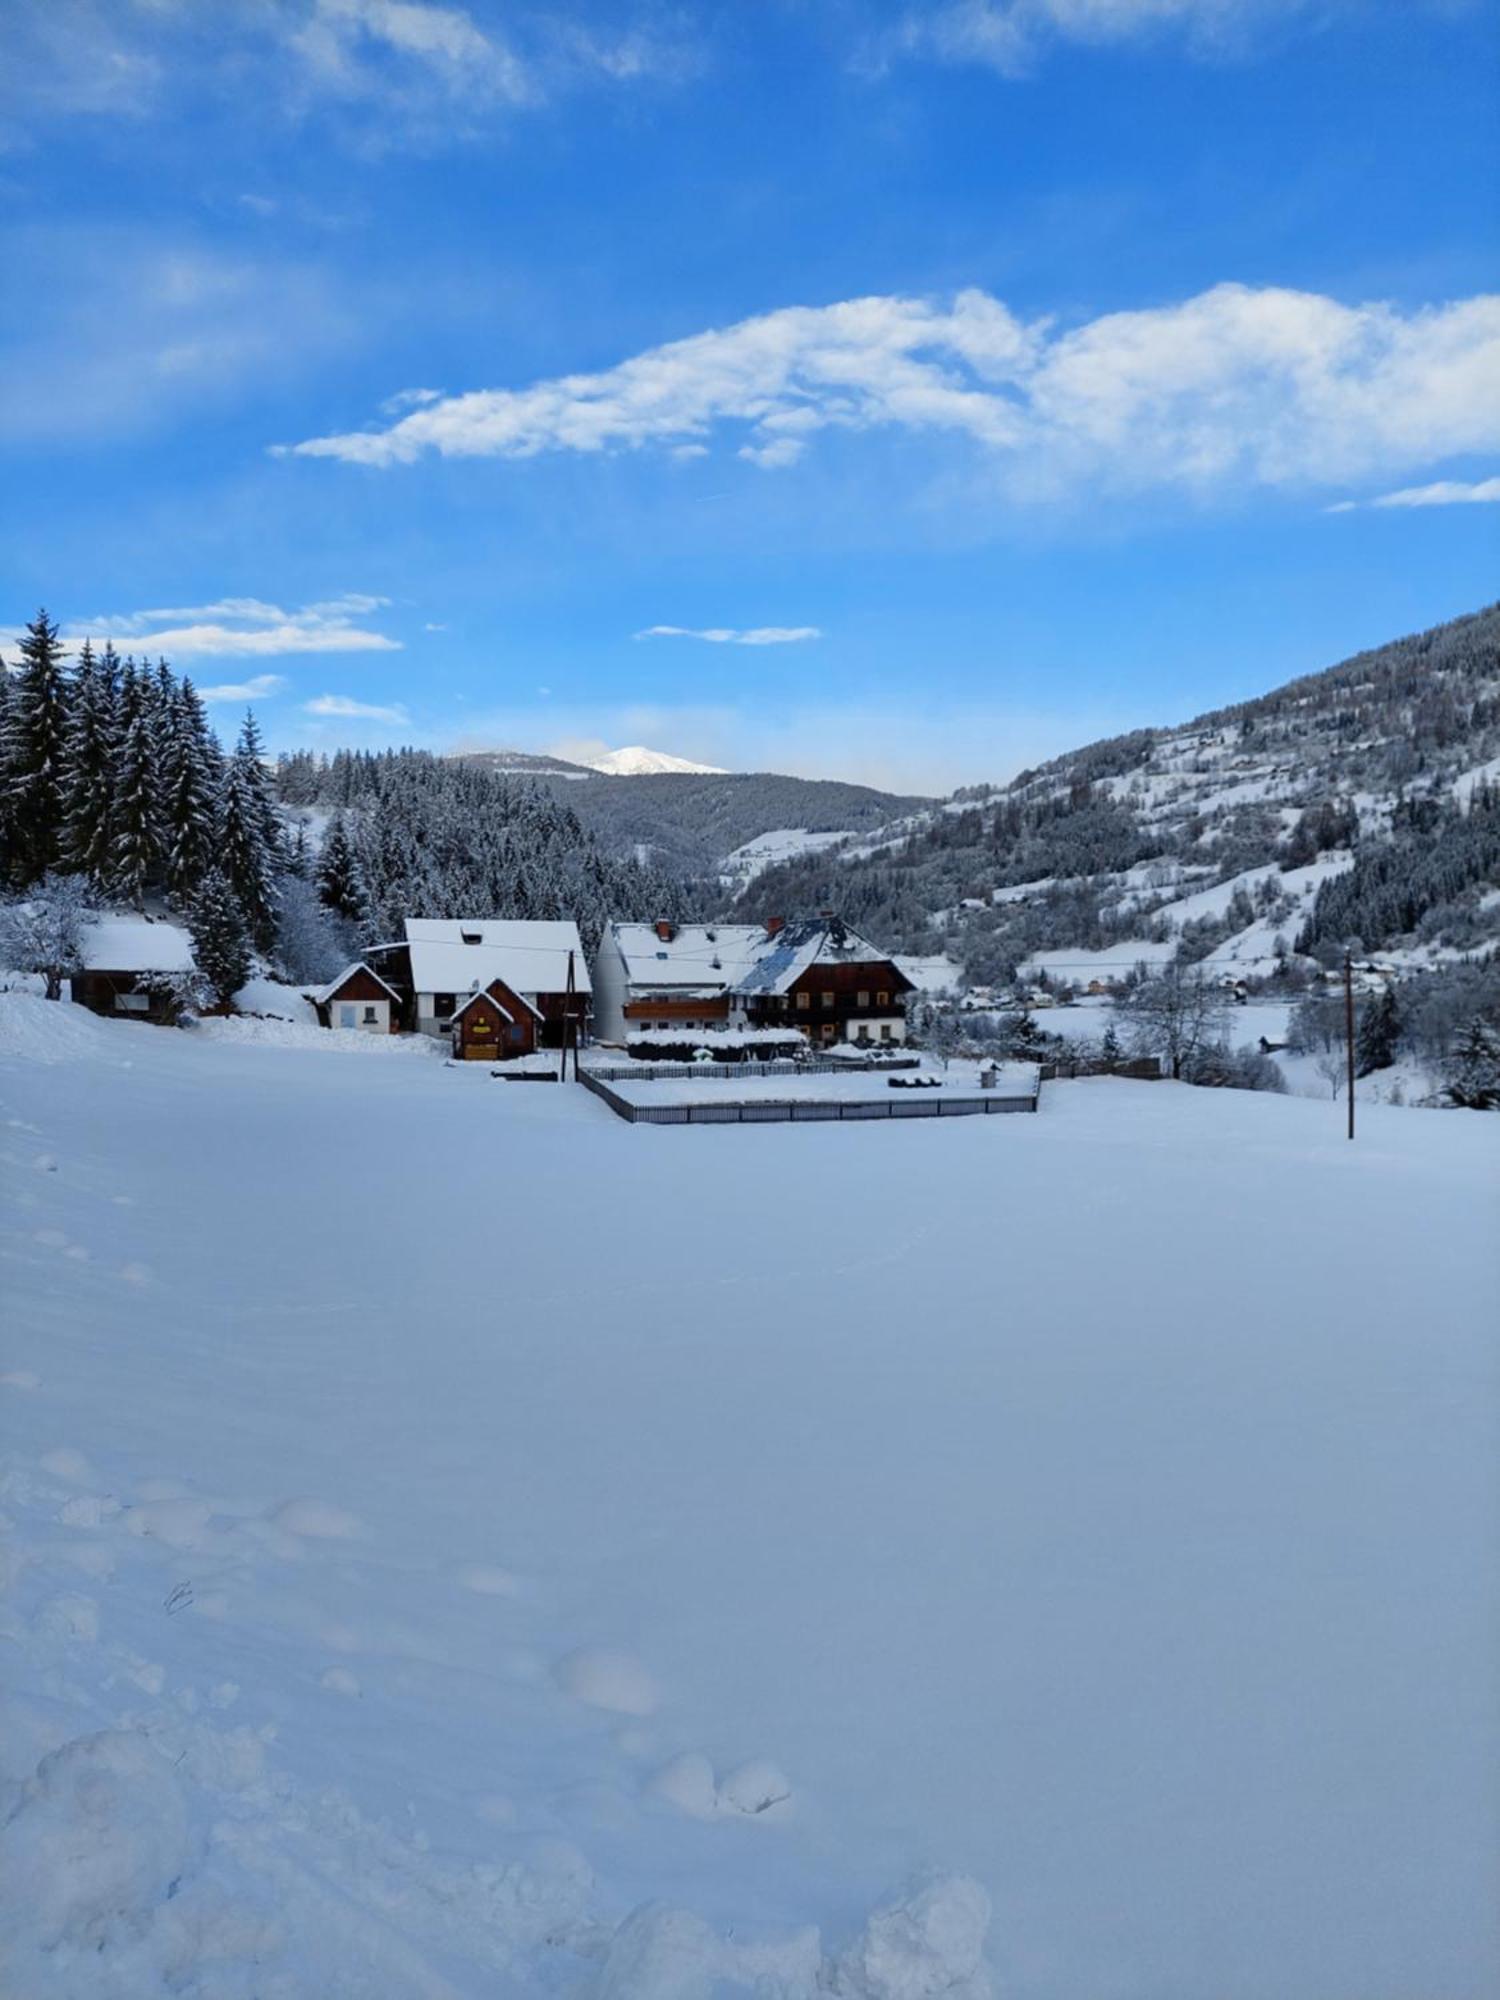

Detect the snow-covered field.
[
  {"left": 597, "top": 1062, "right": 1038, "bottom": 1110},
  {"left": 3, "top": 996, "right": 1498, "bottom": 1998}
]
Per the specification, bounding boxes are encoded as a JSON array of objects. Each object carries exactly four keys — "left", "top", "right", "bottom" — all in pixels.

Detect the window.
[
  {"left": 877, "top": 990, "right": 890, "bottom": 1007},
  {"left": 362, "top": 1006, "right": 378, "bottom": 1024},
  {"left": 855, "top": 1024, "right": 870, "bottom": 1042},
  {"left": 880, "top": 1024, "right": 892, "bottom": 1041},
  {"left": 339, "top": 1004, "right": 356, "bottom": 1028},
  {"left": 116, "top": 992, "right": 149, "bottom": 1013},
  {"left": 857, "top": 990, "right": 870, "bottom": 1008},
  {"left": 508, "top": 1023, "right": 525, "bottom": 1046},
  {"left": 434, "top": 992, "right": 455, "bottom": 1016},
  {"left": 796, "top": 990, "right": 810, "bottom": 1010},
  {"left": 821, "top": 991, "right": 834, "bottom": 1009}
]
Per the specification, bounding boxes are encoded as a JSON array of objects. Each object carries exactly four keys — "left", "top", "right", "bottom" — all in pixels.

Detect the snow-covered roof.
[
  {"left": 608, "top": 923, "right": 771, "bottom": 992},
  {"left": 608, "top": 919, "right": 907, "bottom": 999},
  {"left": 403, "top": 919, "right": 591, "bottom": 998},
  {"left": 311, "top": 961, "right": 401, "bottom": 1008},
  {"left": 80, "top": 916, "right": 196, "bottom": 975},
  {"left": 449, "top": 981, "right": 542, "bottom": 1024},
  {"left": 732, "top": 919, "right": 911, "bottom": 998}
]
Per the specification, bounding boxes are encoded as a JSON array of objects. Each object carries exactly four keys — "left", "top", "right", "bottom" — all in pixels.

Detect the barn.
[{"left": 71, "top": 917, "right": 198, "bottom": 1024}]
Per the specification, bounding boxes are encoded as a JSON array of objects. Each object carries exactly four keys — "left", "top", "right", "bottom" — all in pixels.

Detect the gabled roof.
[
  {"left": 730, "top": 919, "right": 913, "bottom": 998},
  {"left": 607, "top": 923, "right": 775, "bottom": 992},
  {"left": 605, "top": 919, "right": 910, "bottom": 999},
  {"left": 80, "top": 916, "right": 196, "bottom": 975},
  {"left": 403, "top": 918, "right": 591, "bottom": 998},
  {"left": 449, "top": 979, "right": 543, "bottom": 1025},
  {"left": 311, "top": 961, "right": 402, "bottom": 1008}
]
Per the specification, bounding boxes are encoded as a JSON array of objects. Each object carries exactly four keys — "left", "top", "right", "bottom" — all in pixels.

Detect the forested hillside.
[{"left": 735, "top": 604, "right": 1500, "bottom": 983}]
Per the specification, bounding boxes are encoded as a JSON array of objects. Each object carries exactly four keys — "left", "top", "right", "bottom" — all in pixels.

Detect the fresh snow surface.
[
  {"left": 720, "top": 828, "right": 852, "bottom": 889},
  {"left": 586, "top": 746, "right": 727, "bottom": 777},
  {"left": 3, "top": 992, "right": 1498, "bottom": 1999}
]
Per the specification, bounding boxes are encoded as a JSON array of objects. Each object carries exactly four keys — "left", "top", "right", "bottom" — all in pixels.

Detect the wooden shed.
[
  {"left": 72, "top": 917, "right": 198, "bottom": 1024},
  {"left": 448, "top": 978, "right": 541, "bottom": 1061},
  {"left": 311, "top": 962, "right": 403, "bottom": 1034}
]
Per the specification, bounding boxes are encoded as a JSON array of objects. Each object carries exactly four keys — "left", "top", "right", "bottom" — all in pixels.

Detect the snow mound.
[
  {"left": 836, "top": 1876, "right": 993, "bottom": 1999},
  {"left": 0, "top": 1729, "right": 191, "bottom": 1958},
  {"left": 0, "top": 993, "right": 127, "bottom": 1066}
]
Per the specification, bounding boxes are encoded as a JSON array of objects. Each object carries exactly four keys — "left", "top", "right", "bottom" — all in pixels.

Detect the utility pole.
[
  {"left": 1344, "top": 951, "right": 1356, "bottom": 1141},
  {"left": 563, "top": 948, "right": 576, "bottom": 1082}
]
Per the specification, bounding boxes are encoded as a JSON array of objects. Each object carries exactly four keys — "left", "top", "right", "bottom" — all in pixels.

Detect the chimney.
[
  {"left": 654, "top": 919, "right": 676, "bottom": 943},
  {"left": 764, "top": 916, "right": 785, "bottom": 938}
]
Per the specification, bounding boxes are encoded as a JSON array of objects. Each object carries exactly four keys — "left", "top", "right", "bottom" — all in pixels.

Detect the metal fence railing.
[{"left": 578, "top": 1067, "right": 1041, "bottom": 1126}]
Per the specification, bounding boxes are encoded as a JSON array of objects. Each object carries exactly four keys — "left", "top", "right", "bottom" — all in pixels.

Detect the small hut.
[
  {"left": 311, "top": 962, "right": 403, "bottom": 1034},
  {"left": 71, "top": 917, "right": 197, "bottom": 1024},
  {"left": 449, "top": 978, "right": 542, "bottom": 1061}
]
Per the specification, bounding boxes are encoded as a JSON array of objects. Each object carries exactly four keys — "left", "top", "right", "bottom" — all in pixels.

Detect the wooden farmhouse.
[
  {"left": 364, "top": 918, "right": 590, "bottom": 1050},
  {"left": 71, "top": 917, "right": 198, "bottom": 1024},
  {"left": 310, "top": 962, "right": 402, "bottom": 1034},
  {"left": 592, "top": 916, "right": 914, "bottom": 1049}
]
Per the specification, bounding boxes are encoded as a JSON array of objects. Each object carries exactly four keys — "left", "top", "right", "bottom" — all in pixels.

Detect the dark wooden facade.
[
  {"left": 623, "top": 995, "right": 731, "bottom": 1025},
  {"left": 71, "top": 970, "right": 181, "bottom": 1024},
  {"left": 743, "top": 958, "right": 913, "bottom": 1044},
  {"left": 450, "top": 979, "right": 539, "bottom": 1061},
  {"left": 534, "top": 989, "right": 592, "bottom": 1049}
]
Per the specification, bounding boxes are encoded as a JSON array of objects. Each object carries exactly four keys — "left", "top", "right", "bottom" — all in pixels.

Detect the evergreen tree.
[
  {"left": 316, "top": 811, "right": 368, "bottom": 922},
  {"left": 58, "top": 640, "right": 118, "bottom": 884},
  {"left": 1, "top": 609, "right": 70, "bottom": 883},
  {"left": 219, "top": 711, "right": 281, "bottom": 946},
  {"left": 188, "top": 867, "right": 252, "bottom": 1010},
  {"left": 1443, "top": 1016, "right": 1500, "bottom": 1110},
  {"left": 161, "top": 677, "right": 222, "bottom": 900},
  {"left": 1101, "top": 1020, "right": 1121, "bottom": 1063},
  {"left": 1355, "top": 985, "right": 1401, "bottom": 1075},
  {"left": 108, "top": 663, "right": 164, "bottom": 909}
]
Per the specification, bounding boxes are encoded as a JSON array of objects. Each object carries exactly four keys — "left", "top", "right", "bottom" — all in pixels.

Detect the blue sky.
[{"left": 2, "top": 0, "right": 1496, "bottom": 792}]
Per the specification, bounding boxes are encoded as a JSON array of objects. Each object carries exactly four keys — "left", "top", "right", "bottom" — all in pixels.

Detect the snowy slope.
[
  {"left": 3, "top": 998, "right": 1497, "bottom": 1998},
  {"left": 586, "top": 746, "right": 727, "bottom": 777}
]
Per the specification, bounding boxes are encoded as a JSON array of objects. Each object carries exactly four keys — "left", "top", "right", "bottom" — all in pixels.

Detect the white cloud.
[
  {"left": 384, "top": 386, "right": 445, "bottom": 413},
  {"left": 305, "top": 692, "right": 411, "bottom": 722},
  {"left": 1329, "top": 475, "right": 1500, "bottom": 512},
  {"left": 284, "top": 282, "right": 1500, "bottom": 505},
  {"left": 67, "top": 595, "right": 401, "bottom": 660},
  {"left": 198, "top": 673, "right": 290, "bottom": 704},
  {"left": 891, "top": 0, "right": 1306, "bottom": 76},
  {"left": 635, "top": 625, "right": 823, "bottom": 646}
]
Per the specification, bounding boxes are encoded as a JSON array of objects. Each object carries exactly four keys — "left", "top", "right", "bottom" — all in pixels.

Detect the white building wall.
[
  {"left": 590, "top": 935, "right": 631, "bottom": 1044},
  {"left": 330, "top": 997, "right": 392, "bottom": 1034}
]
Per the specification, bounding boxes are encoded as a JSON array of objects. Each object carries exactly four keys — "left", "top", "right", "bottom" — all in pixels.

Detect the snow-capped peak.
[{"left": 586, "top": 745, "right": 727, "bottom": 777}]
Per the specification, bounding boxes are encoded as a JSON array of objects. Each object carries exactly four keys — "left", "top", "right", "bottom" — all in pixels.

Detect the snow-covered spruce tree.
[
  {"left": 161, "top": 676, "right": 224, "bottom": 901},
  {"left": 0, "top": 872, "right": 91, "bottom": 999},
  {"left": 1100, "top": 1020, "right": 1122, "bottom": 1064},
  {"left": 219, "top": 712, "right": 282, "bottom": 948},
  {"left": 1443, "top": 1016, "right": 1500, "bottom": 1109},
  {"left": 1355, "top": 985, "right": 1402, "bottom": 1076},
  {"left": 58, "top": 641, "right": 119, "bottom": 885},
  {"left": 316, "top": 811, "right": 368, "bottom": 924},
  {"left": 188, "top": 868, "right": 253, "bottom": 1011},
  {"left": 1, "top": 609, "right": 70, "bottom": 884},
  {"left": 108, "top": 663, "right": 167, "bottom": 910},
  {"left": 1119, "top": 963, "right": 1230, "bottom": 1080},
  {"left": 272, "top": 873, "right": 349, "bottom": 985}
]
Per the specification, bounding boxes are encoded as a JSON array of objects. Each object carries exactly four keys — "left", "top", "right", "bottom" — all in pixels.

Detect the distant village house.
[{"left": 592, "top": 916, "right": 913, "bottom": 1049}]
